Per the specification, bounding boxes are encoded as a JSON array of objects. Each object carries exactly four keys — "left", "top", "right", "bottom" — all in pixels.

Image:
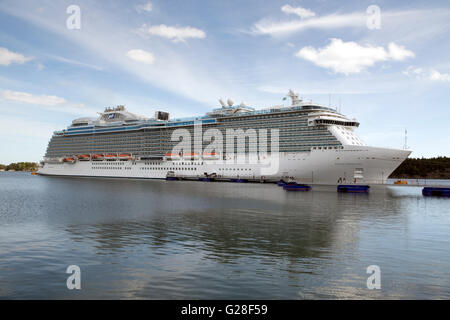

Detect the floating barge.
[
  {"left": 283, "top": 184, "right": 312, "bottom": 192},
  {"left": 337, "top": 185, "right": 370, "bottom": 193},
  {"left": 230, "top": 178, "right": 248, "bottom": 183},
  {"left": 422, "top": 187, "right": 450, "bottom": 197}
]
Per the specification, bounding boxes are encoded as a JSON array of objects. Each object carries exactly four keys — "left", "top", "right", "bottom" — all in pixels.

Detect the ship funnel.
[{"left": 227, "top": 98, "right": 234, "bottom": 106}]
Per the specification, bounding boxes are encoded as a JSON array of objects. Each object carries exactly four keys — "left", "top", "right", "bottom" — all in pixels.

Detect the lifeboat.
[
  {"left": 105, "top": 154, "right": 117, "bottom": 161},
  {"left": 62, "top": 157, "right": 76, "bottom": 163},
  {"left": 182, "top": 152, "right": 200, "bottom": 160},
  {"left": 202, "top": 152, "right": 220, "bottom": 160},
  {"left": 91, "top": 154, "right": 104, "bottom": 161},
  {"left": 165, "top": 152, "right": 181, "bottom": 160},
  {"left": 77, "top": 154, "right": 90, "bottom": 161},
  {"left": 394, "top": 180, "right": 408, "bottom": 185},
  {"left": 118, "top": 153, "right": 132, "bottom": 161}
]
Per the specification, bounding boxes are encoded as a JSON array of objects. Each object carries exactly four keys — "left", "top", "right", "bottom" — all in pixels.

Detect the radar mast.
[{"left": 287, "top": 89, "right": 302, "bottom": 106}]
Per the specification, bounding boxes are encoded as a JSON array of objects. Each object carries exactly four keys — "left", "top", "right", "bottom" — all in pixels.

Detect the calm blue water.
[{"left": 0, "top": 172, "right": 449, "bottom": 299}]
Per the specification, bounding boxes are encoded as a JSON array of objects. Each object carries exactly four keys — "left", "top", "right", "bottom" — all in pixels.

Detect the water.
[{"left": 0, "top": 172, "right": 449, "bottom": 299}]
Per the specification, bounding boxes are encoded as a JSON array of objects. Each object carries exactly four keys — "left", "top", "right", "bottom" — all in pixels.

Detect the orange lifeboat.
[
  {"left": 182, "top": 152, "right": 199, "bottom": 160},
  {"left": 92, "top": 154, "right": 104, "bottom": 161},
  {"left": 165, "top": 152, "right": 181, "bottom": 160},
  {"left": 62, "top": 157, "right": 76, "bottom": 163},
  {"left": 118, "top": 153, "right": 132, "bottom": 161},
  {"left": 105, "top": 154, "right": 117, "bottom": 161},
  {"left": 77, "top": 154, "right": 90, "bottom": 161},
  {"left": 202, "top": 152, "right": 220, "bottom": 160}
]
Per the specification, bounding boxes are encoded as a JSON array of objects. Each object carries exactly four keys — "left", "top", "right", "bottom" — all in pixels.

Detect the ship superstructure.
[{"left": 39, "top": 90, "right": 411, "bottom": 185}]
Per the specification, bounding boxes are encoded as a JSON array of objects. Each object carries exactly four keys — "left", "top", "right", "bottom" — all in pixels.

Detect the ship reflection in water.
[{"left": 0, "top": 172, "right": 449, "bottom": 299}]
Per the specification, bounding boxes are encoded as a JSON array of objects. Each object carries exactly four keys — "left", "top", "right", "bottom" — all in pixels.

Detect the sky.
[{"left": 0, "top": 0, "right": 449, "bottom": 163}]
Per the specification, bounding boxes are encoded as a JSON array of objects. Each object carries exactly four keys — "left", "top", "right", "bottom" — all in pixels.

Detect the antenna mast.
[{"left": 403, "top": 129, "right": 408, "bottom": 150}]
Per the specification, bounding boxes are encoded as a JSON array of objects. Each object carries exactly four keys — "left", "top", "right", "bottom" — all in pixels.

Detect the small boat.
[
  {"left": 166, "top": 171, "right": 177, "bottom": 180},
  {"left": 283, "top": 184, "right": 311, "bottom": 191},
  {"left": 337, "top": 185, "right": 370, "bottom": 193},
  {"left": 202, "top": 152, "right": 220, "bottom": 160},
  {"left": 92, "top": 154, "right": 104, "bottom": 161},
  {"left": 277, "top": 180, "right": 287, "bottom": 186},
  {"left": 277, "top": 179, "right": 297, "bottom": 187},
  {"left": 105, "top": 154, "right": 117, "bottom": 161},
  {"left": 62, "top": 157, "right": 76, "bottom": 163},
  {"left": 31, "top": 172, "right": 38, "bottom": 175},
  {"left": 394, "top": 180, "right": 408, "bottom": 185}
]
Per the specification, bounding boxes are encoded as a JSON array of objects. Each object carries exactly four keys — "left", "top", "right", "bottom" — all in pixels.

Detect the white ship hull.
[{"left": 38, "top": 145, "right": 411, "bottom": 185}]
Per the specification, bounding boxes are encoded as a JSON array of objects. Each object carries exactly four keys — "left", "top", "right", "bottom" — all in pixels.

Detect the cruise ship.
[{"left": 38, "top": 90, "right": 411, "bottom": 184}]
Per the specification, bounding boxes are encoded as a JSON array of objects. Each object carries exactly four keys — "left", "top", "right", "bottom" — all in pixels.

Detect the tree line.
[
  {"left": 0, "top": 162, "right": 38, "bottom": 171},
  {"left": 389, "top": 157, "right": 450, "bottom": 179}
]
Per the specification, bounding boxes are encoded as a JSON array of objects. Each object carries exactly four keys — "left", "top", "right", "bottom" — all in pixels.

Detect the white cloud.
[
  {"left": 48, "top": 54, "right": 103, "bottom": 71},
  {"left": 252, "top": 12, "right": 366, "bottom": 36},
  {"left": 126, "top": 49, "right": 155, "bottom": 64},
  {"left": 295, "top": 38, "right": 414, "bottom": 74},
  {"left": 403, "top": 66, "right": 450, "bottom": 82},
  {"left": 281, "top": 5, "right": 315, "bottom": 19},
  {"left": 387, "top": 43, "right": 414, "bottom": 61},
  {"left": 0, "top": 89, "right": 87, "bottom": 114},
  {"left": 1, "top": 90, "right": 66, "bottom": 105},
  {"left": 429, "top": 70, "right": 450, "bottom": 82},
  {"left": 251, "top": 9, "right": 450, "bottom": 40},
  {"left": 0, "top": 47, "right": 33, "bottom": 66},
  {"left": 138, "top": 24, "right": 206, "bottom": 42},
  {"left": 136, "top": 2, "right": 152, "bottom": 13}
]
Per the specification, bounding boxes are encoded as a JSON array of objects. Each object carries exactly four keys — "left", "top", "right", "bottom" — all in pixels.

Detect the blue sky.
[{"left": 0, "top": 0, "right": 449, "bottom": 163}]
